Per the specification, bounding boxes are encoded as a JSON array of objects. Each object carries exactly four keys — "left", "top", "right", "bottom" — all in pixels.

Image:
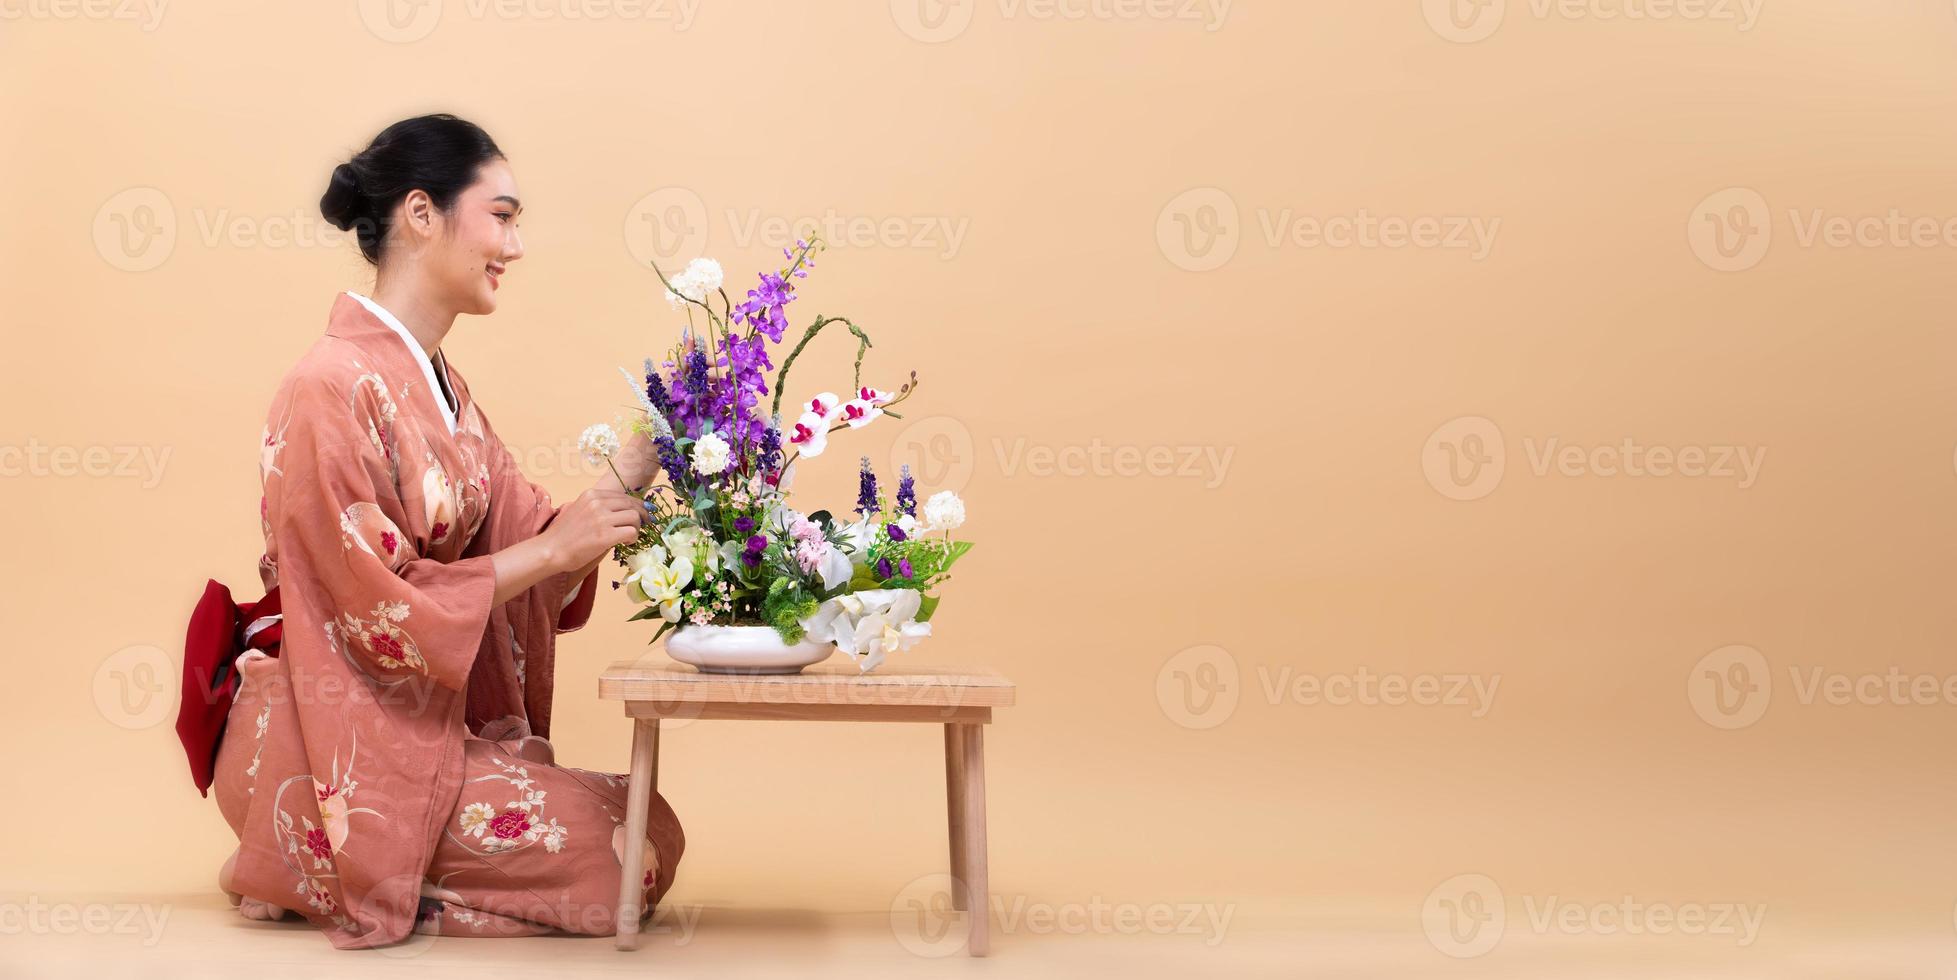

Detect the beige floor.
[{"left": 3, "top": 891, "right": 1955, "bottom": 978}]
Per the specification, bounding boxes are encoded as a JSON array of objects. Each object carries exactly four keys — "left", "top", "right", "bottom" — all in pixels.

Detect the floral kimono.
[{"left": 212, "top": 292, "right": 683, "bottom": 946}]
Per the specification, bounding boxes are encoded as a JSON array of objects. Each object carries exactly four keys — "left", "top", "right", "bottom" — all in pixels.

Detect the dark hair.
[{"left": 319, "top": 113, "right": 504, "bottom": 265}]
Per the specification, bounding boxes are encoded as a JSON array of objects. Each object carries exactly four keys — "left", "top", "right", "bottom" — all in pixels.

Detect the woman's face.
[{"left": 404, "top": 157, "right": 525, "bottom": 316}]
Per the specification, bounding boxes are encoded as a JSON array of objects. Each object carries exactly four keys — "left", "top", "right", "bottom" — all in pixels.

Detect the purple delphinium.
[
  {"left": 643, "top": 358, "right": 676, "bottom": 418},
  {"left": 670, "top": 344, "right": 717, "bottom": 439},
  {"left": 856, "top": 456, "right": 878, "bottom": 516},
  {"left": 712, "top": 332, "right": 774, "bottom": 445},
  {"left": 732, "top": 272, "right": 797, "bottom": 343},
  {"left": 895, "top": 463, "right": 916, "bottom": 518}
]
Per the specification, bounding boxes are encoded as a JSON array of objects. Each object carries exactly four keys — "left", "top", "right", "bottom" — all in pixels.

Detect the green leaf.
[
  {"left": 916, "top": 593, "right": 941, "bottom": 622},
  {"left": 626, "top": 605, "right": 664, "bottom": 622},
  {"left": 649, "top": 620, "right": 676, "bottom": 644}
]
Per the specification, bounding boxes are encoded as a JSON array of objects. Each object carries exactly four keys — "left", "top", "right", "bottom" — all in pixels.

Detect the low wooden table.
[{"left": 598, "top": 661, "right": 1017, "bottom": 956}]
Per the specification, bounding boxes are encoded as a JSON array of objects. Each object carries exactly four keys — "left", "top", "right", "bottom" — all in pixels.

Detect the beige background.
[{"left": 5, "top": 0, "right": 1957, "bottom": 974}]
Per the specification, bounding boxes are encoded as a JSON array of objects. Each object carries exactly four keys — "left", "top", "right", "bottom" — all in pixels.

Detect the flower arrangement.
[{"left": 581, "top": 238, "right": 972, "bottom": 672}]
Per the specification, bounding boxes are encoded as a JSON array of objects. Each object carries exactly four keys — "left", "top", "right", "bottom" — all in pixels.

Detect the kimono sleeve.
[
  {"left": 274, "top": 393, "right": 497, "bottom": 693},
  {"left": 470, "top": 413, "right": 601, "bottom": 634}
]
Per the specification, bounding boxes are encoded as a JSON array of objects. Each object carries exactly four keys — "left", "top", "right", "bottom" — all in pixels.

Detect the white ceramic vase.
[{"left": 664, "top": 623, "right": 833, "bottom": 675}]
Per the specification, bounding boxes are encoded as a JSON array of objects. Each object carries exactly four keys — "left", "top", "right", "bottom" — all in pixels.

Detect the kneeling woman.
[{"left": 204, "top": 114, "right": 683, "bottom": 947}]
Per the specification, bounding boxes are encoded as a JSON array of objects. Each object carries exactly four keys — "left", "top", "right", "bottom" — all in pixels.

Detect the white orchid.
[
  {"left": 837, "top": 385, "right": 894, "bottom": 428},
  {"left": 786, "top": 392, "right": 842, "bottom": 458},
  {"left": 622, "top": 545, "right": 693, "bottom": 622},
  {"left": 664, "top": 257, "right": 724, "bottom": 308},
  {"left": 799, "top": 588, "right": 933, "bottom": 673}
]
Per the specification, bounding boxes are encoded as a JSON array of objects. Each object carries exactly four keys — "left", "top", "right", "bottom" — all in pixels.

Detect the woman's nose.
[{"left": 504, "top": 228, "right": 525, "bottom": 262}]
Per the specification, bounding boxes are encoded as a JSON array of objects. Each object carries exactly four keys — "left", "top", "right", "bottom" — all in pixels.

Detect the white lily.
[
  {"left": 662, "top": 524, "right": 722, "bottom": 575},
  {"left": 622, "top": 545, "right": 693, "bottom": 623}
]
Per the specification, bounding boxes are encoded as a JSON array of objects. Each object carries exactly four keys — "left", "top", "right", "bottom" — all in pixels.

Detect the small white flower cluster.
[
  {"left": 921, "top": 489, "right": 965, "bottom": 532},
  {"left": 578, "top": 423, "right": 620, "bottom": 464},
  {"left": 664, "top": 257, "right": 724, "bottom": 309}
]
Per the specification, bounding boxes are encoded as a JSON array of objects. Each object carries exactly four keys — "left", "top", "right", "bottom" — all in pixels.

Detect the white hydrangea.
[
  {"left": 921, "top": 490, "right": 965, "bottom": 533},
  {"left": 578, "top": 423, "right": 620, "bottom": 463},
  {"left": 665, "top": 257, "right": 724, "bottom": 308},
  {"left": 691, "top": 431, "right": 731, "bottom": 476}
]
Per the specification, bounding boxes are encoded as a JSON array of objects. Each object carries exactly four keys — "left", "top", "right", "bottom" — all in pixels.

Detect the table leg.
[
  {"left": 615, "top": 717, "right": 659, "bottom": 951},
  {"left": 957, "top": 723, "right": 989, "bottom": 957},
  {"left": 944, "top": 723, "right": 967, "bottom": 911}
]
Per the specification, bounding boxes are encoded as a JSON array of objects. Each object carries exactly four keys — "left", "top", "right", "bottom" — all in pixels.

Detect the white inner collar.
[{"left": 345, "top": 290, "right": 457, "bottom": 435}]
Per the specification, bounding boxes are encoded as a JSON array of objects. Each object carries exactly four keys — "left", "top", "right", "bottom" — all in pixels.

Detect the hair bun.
[{"left": 319, "top": 162, "right": 365, "bottom": 231}]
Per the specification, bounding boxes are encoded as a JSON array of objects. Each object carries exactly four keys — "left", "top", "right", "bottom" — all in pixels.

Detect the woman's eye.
[{"left": 494, "top": 212, "right": 513, "bottom": 222}]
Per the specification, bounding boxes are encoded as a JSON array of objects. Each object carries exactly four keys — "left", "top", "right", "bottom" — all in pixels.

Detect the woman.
[{"left": 205, "top": 114, "right": 683, "bottom": 946}]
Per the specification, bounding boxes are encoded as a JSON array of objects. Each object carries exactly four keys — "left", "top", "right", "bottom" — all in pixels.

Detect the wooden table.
[{"left": 597, "top": 661, "right": 1017, "bottom": 956}]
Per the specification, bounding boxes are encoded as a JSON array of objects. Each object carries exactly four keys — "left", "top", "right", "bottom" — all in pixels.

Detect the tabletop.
[{"left": 598, "top": 660, "right": 1016, "bottom": 721}]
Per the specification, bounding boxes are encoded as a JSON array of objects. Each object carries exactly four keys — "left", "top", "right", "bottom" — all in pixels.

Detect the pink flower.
[
  {"left": 490, "top": 809, "right": 531, "bottom": 840},
  {"left": 305, "top": 828, "right": 332, "bottom": 862},
  {"left": 369, "top": 631, "right": 405, "bottom": 662}
]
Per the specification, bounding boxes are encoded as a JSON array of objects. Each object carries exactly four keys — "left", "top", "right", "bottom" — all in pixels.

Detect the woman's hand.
[
  {"left": 601, "top": 428, "right": 663, "bottom": 492},
  {"left": 490, "top": 487, "right": 643, "bottom": 607},
  {"left": 540, "top": 487, "right": 646, "bottom": 573}
]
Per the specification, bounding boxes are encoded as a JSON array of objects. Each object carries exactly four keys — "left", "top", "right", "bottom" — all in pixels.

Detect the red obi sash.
[{"left": 175, "top": 580, "right": 282, "bottom": 797}]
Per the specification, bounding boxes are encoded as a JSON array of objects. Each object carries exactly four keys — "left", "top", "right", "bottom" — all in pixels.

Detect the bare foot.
[{"left": 219, "top": 846, "right": 288, "bottom": 922}]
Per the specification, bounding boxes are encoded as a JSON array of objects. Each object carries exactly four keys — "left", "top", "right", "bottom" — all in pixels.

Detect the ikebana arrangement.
[{"left": 578, "top": 238, "right": 971, "bottom": 674}]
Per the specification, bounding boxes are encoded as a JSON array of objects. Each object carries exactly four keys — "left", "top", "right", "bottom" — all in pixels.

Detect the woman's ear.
[{"left": 400, "top": 188, "right": 436, "bottom": 240}]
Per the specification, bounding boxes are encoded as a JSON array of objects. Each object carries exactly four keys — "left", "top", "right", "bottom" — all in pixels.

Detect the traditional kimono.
[{"left": 211, "top": 291, "right": 683, "bottom": 946}]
